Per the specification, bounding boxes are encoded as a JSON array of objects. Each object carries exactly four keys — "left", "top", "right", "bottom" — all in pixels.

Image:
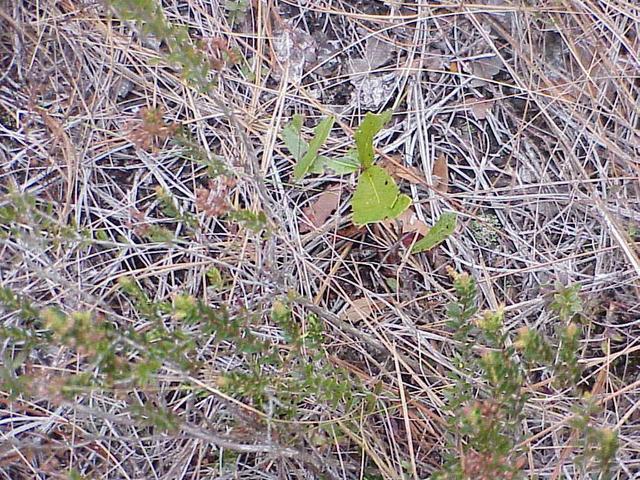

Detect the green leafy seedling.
[
  {"left": 225, "top": 0, "right": 250, "bottom": 25},
  {"left": 352, "top": 166, "right": 411, "bottom": 225},
  {"left": 283, "top": 110, "right": 411, "bottom": 225},
  {"left": 281, "top": 114, "right": 307, "bottom": 161},
  {"left": 310, "top": 149, "right": 360, "bottom": 175},
  {"left": 206, "top": 267, "right": 224, "bottom": 289},
  {"left": 354, "top": 110, "right": 392, "bottom": 169},
  {"left": 295, "top": 117, "right": 335, "bottom": 180},
  {"left": 286, "top": 115, "right": 335, "bottom": 181},
  {"left": 411, "top": 212, "right": 456, "bottom": 253},
  {"left": 282, "top": 115, "right": 358, "bottom": 176},
  {"left": 351, "top": 111, "right": 411, "bottom": 226}
]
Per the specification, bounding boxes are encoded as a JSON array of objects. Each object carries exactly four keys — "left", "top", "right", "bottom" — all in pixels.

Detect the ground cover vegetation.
[{"left": 1, "top": 0, "right": 639, "bottom": 478}]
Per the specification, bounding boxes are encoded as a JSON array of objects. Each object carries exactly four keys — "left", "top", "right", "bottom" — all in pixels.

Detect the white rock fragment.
[{"left": 272, "top": 21, "right": 317, "bottom": 84}]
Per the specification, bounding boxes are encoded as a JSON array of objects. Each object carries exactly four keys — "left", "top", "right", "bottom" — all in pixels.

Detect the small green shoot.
[
  {"left": 288, "top": 116, "right": 335, "bottom": 181},
  {"left": 206, "top": 267, "right": 224, "bottom": 289},
  {"left": 281, "top": 114, "right": 307, "bottom": 161},
  {"left": 354, "top": 110, "right": 392, "bottom": 169},
  {"left": 350, "top": 111, "right": 411, "bottom": 225},
  {"left": 310, "top": 150, "right": 360, "bottom": 175},
  {"left": 227, "top": 209, "right": 268, "bottom": 233},
  {"left": 281, "top": 111, "right": 412, "bottom": 227},
  {"left": 411, "top": 212, "right": 457, "bottom": 253},
  {"left": 282, "top": 115, "right": 359, "bottom": 176},
  {"left": 352, "top": 165, "right": 411, "bottom": 225},
  {"left": 225, "top": 0, "right": 250, "bottom": 25}
]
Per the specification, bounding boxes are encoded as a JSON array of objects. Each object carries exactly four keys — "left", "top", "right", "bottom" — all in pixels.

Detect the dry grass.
[{"left": 1, "top": 0, "right": 639, "bottom": 478}]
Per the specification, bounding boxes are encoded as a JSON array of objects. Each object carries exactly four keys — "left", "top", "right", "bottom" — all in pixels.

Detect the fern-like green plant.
[{"left": 435, "top": 271, "right": 618, "bottom": 479}]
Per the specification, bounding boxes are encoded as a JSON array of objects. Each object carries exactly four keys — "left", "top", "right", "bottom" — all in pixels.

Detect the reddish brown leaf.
[
  {"left": 432, "top": 154, "right": 449, "bottom": 193},
  {"left": 342, "top": 297, "right": 382, "bottom": 323},
  {"left": 467, "top": 55, "right": 503, "bottom": 87},
  {"left": 335, "top": 224, "right": 364, "bottom": 239},
  {"left": 379, "top": 156, "right": 426, "bottom": 186},
  {"left": 299, "top": 185, "right": 341, "bottom": 233},
  {"left": 383, "top": 207, "right": 430, "bottom": 236},
  {"left": 467, "top": 98, "right": 493, "bottom": 120}
]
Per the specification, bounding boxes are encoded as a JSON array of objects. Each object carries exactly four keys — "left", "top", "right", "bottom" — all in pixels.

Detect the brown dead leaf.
[
  {"left": 409, "top": 55, "right": 446, "bottom": 72},
  {"left": 335, "top": 224, "right": 364, "bottom": 239},
  {"left": 542, "top": 77, "right": 581, "bottom": 103},
  {"left": 299, "top": 185, "right": 341, "bottom": 233},
  {"left": 39, "top": 107, "right": 78, "bottom": 221},
  {"left": 383, "top": 207, "right": 430, "bottom": 236},
  {"left": 342, "top": 297, "right": 380, "bottom": 323},
  {"left": 379, "top": 156, "right": 426, "bottom": 186},
  {"left": 432, "top": 154, "right": 449, "bottom": 193},
  {"left": 467, "top": 55, "right": 503, "bottom": 87},
  {"left": 466, "top": 98, "right": 493, "bottom": 120}
]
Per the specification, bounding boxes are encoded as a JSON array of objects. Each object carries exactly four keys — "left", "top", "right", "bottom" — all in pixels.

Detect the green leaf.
[
  {"left": 309, "top": 156, "right": 331, "bottom": 174},
  {"left": 227, "top": 209, "right": 268, "bottom": 233},
  {"left": 283, "top": 115, "right": 355, "bottom": 176},
  {"left": 310, "top": 150, "right": 360, "bottom": 175},
  {"left": 354, "top": 110, "right": 392, "bottom": 169},
  {"left": 411, "top": 212, "right": 457, "bottom": 253},
  {"left": 206, "top": 267, "right": 224, "bottom": 289},
  {"left": 293, "top": 116, "right": 334, "bottom": 180},
  {"left": 352, "top": 165, "right": 411, "bottom": 225},
  {"left": 281, "top": 114, "right": 307, "bottom": 161}
]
